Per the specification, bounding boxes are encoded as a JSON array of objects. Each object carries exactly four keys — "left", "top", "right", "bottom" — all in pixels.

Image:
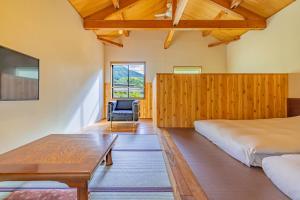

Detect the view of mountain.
[{"left": 113, "top": 65, "right": 144, "bottom": 80}]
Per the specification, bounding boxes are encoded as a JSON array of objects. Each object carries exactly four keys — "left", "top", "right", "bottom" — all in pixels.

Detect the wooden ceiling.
[{"left": 69, "top": 0, "right": 294, "bottom": 48}]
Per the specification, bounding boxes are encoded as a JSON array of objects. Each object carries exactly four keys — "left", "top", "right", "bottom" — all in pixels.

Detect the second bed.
[{"left": 194, "top": 116, "right": 300, "bottom": 167}]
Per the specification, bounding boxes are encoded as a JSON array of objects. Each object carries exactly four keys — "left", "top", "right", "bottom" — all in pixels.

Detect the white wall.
[
  {"left": 104, "top": 31, "right": 227, "bottom": 82},
  {"left": 0, "top": 0, "right": 104, "bottom": 153},
  {"left": 226, "top": 1, "right": 299, "bottom": 97},
  {"left": 227, "top": 1, "right": 299, "bottom": 73}
]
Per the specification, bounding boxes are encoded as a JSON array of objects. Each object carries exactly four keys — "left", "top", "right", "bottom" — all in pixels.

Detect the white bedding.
[
  {"left": 194, "top": 116, "right": 300, "bottom": 167},
  {"left": 263, "top": 155, "right": 300, "bottom": 200}
]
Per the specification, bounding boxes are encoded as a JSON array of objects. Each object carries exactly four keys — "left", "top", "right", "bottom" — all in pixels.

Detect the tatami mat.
[
  {"left": 89, "top": 151, "right": 171, "bottom": 188},
  {"left": 0, "top": 151, "right": 171, "bottom": 190},
  {"left": 113, "top": 134, "right": 161, "bottom": 151}
]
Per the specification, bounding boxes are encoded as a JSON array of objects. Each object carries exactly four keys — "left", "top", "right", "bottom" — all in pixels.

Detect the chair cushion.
[
  {"left": 115, "top": 100, "right": 134, "bottom": 110},
  {"left": 112, "top": 110, "right": 134, "bottom": 121}
]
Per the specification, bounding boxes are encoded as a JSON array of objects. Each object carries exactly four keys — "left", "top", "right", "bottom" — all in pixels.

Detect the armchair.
[{"left": 107, "top": 100, "right": 139, "bottom": 128}]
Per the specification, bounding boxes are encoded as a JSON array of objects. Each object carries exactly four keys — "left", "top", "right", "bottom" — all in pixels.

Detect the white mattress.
[
  {"left": 194, "top": 116, "right": 300, "bottom": 167},
  {"left": 263, "top": 155, "right": 300, "bottom": 200}
]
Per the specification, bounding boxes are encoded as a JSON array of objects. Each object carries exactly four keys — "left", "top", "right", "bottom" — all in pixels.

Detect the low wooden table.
[{"left": 0, "top": 134, "right": 118, "bottom": 200}]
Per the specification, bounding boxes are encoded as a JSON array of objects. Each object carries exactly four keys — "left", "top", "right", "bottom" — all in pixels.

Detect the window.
[
  {"left": 15, "top": 67, "right": 39, "bottom": 79},
  {"left": 173, "top": 66, "right": 202, "bottom": 74},
  {"left": 111, "top": 62, "right": 145, "bottom": 99}
]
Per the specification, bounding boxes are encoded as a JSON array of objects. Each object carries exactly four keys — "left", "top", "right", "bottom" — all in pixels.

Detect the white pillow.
[{"left": 262, "top": 155, "right": 300, "bottom": 200}]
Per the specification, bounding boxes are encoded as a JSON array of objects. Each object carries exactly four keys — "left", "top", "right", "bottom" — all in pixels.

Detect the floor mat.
[{"left": 113, "top": 134, "right": 161, "bottom": 151}]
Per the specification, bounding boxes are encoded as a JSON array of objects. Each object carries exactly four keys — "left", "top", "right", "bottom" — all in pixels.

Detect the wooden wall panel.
[
  {"left": 155, "top": 74, "right": 288, "bottom": 127},
  {"left": 104, "top": 83, "right": 152, "bottom": 119}
]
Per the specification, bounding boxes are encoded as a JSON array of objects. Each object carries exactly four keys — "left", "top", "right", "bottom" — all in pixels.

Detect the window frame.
[
  {"left": 111, "top": 61, "right": 146, "bottom": 100},
  {"left": 173, "top": 66, "right": 202, "bottom": 74}
]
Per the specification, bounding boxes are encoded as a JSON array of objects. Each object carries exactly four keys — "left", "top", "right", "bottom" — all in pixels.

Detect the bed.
[
  {"left": 263, "top": 155, "right": 300, "bottom": 200},
  {"left": 194, "top": 116, "right": 300, "bottom": 167}
]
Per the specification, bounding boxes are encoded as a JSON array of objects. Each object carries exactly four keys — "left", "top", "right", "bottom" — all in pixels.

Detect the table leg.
[
  {"left": 106, "top": 149, "right": 113, "bottom": 166},
  {"left": 77, "top": 182, "right": 89, "bottom": 200}
]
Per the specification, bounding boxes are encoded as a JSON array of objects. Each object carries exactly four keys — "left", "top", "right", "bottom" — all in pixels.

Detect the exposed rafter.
[
  {"left": 209, "top": 0, "right": 264, "bottom": 19},
  {"left": 202, "top": 10, "right": 227, "bottom": 37},
  {"left": 84, "top": 20, "right": 266, "bottom": 30},
  {"left": 84, "top": 0, "right": 139, "bottom": 20},
  {"left": 231, "top": 0, "right": 243, "bottom": 9},
  {"left": 172, "top": 0, "right": 177, "bottom": 21},
  {"left": 120, "top": 12, "right": 130, "bottom": 37},
  {"left": 112, "top": 0, "right": 120, "bottom": 9},
  {"left": 208, "top": 36, "right": 240, "bottom": 47},
  {"left": 164, "top": 30, "right": 175, "bottom": 49},
  {"left": 173, "top": 0, "right": 189, "bottom": 25},
  {"left": 98, "top": 37, "right": 124, "bottom": 47}
]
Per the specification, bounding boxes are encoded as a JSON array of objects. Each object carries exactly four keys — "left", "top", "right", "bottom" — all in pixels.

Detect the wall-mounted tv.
[{"left": 0, "top": 45, "right": 39, "bottom": 101}]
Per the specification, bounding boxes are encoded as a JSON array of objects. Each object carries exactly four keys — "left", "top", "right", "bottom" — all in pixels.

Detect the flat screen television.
[{"left": 0, "top": 45, "right": 39, "bottom": 101}]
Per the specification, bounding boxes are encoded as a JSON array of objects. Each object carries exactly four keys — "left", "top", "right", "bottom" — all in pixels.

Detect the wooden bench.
[{"left": 0, "top": 134, "right": 118, "bottom": 200}]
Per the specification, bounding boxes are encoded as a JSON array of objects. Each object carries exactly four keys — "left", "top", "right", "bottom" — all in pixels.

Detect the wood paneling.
[
  {"left": 104, "top": 82, "right": 152, "bottom": 119},
  {"left": 154, "top": 74, "right": 288, "bottom": 128}
]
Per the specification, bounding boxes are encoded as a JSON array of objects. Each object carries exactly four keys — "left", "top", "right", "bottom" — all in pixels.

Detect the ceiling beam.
[
  {"left": 85, "top": 0, "right": 139, "bottom": 20},
  {"left": 231, "top": 0, "right": 243, "bottom": 9},
  {"left": 208, "top": 36, "right": 240, "bottom": 47},
  {"left": 164, "top": 30, "right": 175, "bottom": 49},
  {"left": 173, "top": 0, "right": 189, "bottom": 25},
  {"left": 172, "top": 0, "right": 178, "bottom": 21},
  {"left": 112, "top": 0, "right": 120, "bottom": 9},
  {"left": 120, "top": 12, "right": 130, "bottom": 37},
  {"left": 98, "top": 37, "right": 124, "bottom": 47},
  {"left": 209, "top": 0, "right": 264, "bottom": 20},
  {"left": 202, "top": 10, "right": 227, "bottom": 37},
  {"left": 84, "top": 20, "right": 266, "bottom": 30}
]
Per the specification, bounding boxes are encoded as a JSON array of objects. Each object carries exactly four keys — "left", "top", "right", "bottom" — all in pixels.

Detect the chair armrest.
[
  {"left": 107, "top": 101, "right": 116, "bottom": 120},
  {"left": 132, "top": 100, "right": 139, "bottom": 121}
]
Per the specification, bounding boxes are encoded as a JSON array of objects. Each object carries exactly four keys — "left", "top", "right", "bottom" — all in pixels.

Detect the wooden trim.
[
  {"left": 155, "top": 73, "right": 289, "bottom": 75},
  {"left": 164, "top": 30, "right": 175, "bottom": 49},
  {"left": 98, "top": 37, "right": 124, "bottom": 47},
  {"left": 157, "top": 129, "right": 208, "bottom": 200},
  {"left": 287, "top": 98, "right": 300, "bottom": 117},
  {"left": 209, "top": 0, "right": 265, "bottom": 20},
  {"left": 84, "top": 20, "right": 267, "bottom": 30},
  {"left": 84, "top": 0, "right": 140, "bottom": 20}
]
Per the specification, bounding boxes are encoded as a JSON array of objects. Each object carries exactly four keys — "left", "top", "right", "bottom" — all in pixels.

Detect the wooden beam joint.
[
  {"left": 231, "top": 0, "right": 243, "bottom": 9},
  {"left": 97, "top": 37, "right": 124, "bottom": 47},
  {"left": 209, "top": 0, "right": 264, "bottom": 20},
  {"left": 85, "top": 0, "right": 139, "bottom": 20},
  {"left": 112, "top": 0, "right": 120, "bottom": 9},
  {"left": 208, "top": 36, "right": 240, "bottom": 47},
  {"left": 202, "top": 10, "right": 227, "bottom": 37}
]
